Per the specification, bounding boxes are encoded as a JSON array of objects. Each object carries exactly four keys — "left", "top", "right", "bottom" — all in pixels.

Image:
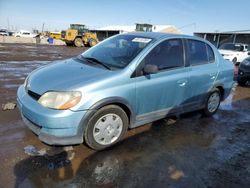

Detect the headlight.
[
  {"left": 241, "top": 59, "right": 250, "bottom": 66},
  {"left": 24, "top": 76, "right": 30, "bottom": 91},
  {"left": 24, "top": 77, "right": 28, "bottom": 87},
  {"left": 38, "top": 91, "right": 82, "bottom": 110}
]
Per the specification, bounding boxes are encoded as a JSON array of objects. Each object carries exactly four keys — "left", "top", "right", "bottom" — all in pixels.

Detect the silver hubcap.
[
  {"left": 208, "top": 92, "right": 220, "bottom": 113},
  {"left": 93, "top": 113, "right": 123, "bottom": 145}
]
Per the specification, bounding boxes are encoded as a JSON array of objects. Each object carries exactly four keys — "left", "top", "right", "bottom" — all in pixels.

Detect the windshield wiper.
[{"left": 82, "top": 56, "right": 111, "bottom": 70}]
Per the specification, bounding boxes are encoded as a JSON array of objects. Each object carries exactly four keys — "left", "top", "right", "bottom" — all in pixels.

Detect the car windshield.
[
  {"left": 219, "top": 43, "right": 244, "bottom": 52},
  {"left": 81, "top": 34, "right": 153, "bottom": 69}
]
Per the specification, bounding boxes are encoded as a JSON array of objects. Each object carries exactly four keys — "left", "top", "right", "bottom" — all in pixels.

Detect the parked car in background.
[
  {"left": 0, "top": 29, "right": 9, "bottom": 36},
  {"left": 14, "top": 30, "right": 37, "bottom": 38},
  {"left": 238, "top": 56, "right": 250, "bottom": 86},
  {"left": 17, "top": 33, "right": 234, "bottom": 150},
  {"left": 218, "top": 43, "right": 249, "bottom": 65}
]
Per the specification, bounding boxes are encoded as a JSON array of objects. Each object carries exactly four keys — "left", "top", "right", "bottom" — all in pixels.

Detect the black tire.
[
  {"left": 74, "top": 38, "right": 83, "bottom": 47},
  {"left": 84, "top": 105, "right": 129, "bottom": 150},
  {"left": 65, "top": 42, "right": 73, "bottom": 46},
  {"left": 232, "top": 57, "right": 237, "bottom": 64},
  {"left": 88, "top": 38, "right": 97, "bottom": 47},
  {"left": 202, "top": 89, "right": 221, "bottom": 117}
]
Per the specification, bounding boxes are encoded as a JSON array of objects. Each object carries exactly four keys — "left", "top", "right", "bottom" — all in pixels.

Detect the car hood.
[
  {"left": 218, "top": 49, "right": 238, "bottom": 55},
  {"left": 27, "top": 58, "right": 113, "bottom": 94}
]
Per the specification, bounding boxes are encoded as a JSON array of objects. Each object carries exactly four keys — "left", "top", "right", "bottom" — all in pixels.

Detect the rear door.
[{"left": 185, "top": 39, "right": 218, "bottom": 108}]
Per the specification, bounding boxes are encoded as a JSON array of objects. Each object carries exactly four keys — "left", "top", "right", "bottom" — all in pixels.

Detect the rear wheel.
[
  {"left": 74, "top": 38, "right": 83, "bottom": 47},
  {"left": 84, "top": 105, "right": 128, "bottom": 150},
  {"left": 202, "top": 89, "right": 221, "bottom": 117},
  {"left": 89, "top": 38, "right": 97, "bottom": 47}
]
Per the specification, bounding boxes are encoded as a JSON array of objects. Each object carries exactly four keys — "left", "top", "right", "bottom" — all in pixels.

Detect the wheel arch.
[
  {"left": 78, "top": 97, "right": 135, "bottom": 139},
  {"left": 209, "top": 83, "right": 225, "bottom": 101},
  {"left": 73, "top": 36, "right": 82, "bottom": 41},
  {"left": 89, "top": 97, "right": 135, "bottom": 127},
  {"left": 216, "top": 85, "right": 225, "bottom": 101}
]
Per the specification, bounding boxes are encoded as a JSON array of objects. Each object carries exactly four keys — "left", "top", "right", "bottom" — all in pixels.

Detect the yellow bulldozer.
[{"left": 61, "top": 24, "right": 98, "bottom": 47}]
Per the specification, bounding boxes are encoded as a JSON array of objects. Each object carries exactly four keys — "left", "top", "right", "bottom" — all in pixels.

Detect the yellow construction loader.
[{"left": 61, "top": 24, "right": 98, "bottom": 47}]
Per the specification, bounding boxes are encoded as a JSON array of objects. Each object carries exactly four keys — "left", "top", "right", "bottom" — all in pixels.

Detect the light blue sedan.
[{"left": 17, "top": 32, "right": 234, "bottom": 150}]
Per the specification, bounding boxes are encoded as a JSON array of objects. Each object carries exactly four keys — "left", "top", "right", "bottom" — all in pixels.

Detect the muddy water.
[
  {"left": 0, "top": 60, "right": 50, "bottom": 105},
  {"left": 0, "top": 43, "right": 86, "bottom": 105},
  {"left": 0, "top": 43, "right": 86, "bottom": 61},
  {"left": 0, "top": 44, "right": 250, "bottom": 188}
]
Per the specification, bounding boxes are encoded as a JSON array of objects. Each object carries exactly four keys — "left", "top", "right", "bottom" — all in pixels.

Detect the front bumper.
[
  {"left": 17, "top": 85, "right": 87, "bottom": 145},
  {"left": 223, "top": 57, "right": 234, "bottom": 62}
]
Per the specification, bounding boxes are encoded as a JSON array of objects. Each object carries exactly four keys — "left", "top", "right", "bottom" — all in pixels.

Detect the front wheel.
[
  {"left": 202, "top": 89, "right": 221, "bottom": 117},
  {"left": 74, "top": 38, "right": 83, "bottom": 47},
  {"left": 84, "top": 105, "right": 129, "bottom": 150}
]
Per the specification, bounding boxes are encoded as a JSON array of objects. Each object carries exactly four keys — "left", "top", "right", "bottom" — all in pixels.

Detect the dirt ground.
[{"left": 0, "top": 43, "right": 249, "bottom": 188}]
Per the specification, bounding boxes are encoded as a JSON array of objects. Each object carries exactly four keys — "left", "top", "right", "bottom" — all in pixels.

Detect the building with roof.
[
  {"left": 92, "top": 24, "right": 181, "bottom": 41},
  {"left": 194, "top": 30, "right": 250, "bottom": 48}
]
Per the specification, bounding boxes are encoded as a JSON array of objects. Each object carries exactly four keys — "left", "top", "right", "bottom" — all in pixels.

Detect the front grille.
[{"left": 28, "top": 90, "right": 41, "bottom": 100}]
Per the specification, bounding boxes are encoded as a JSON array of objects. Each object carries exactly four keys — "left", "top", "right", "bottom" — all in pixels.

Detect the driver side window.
[{"left": 143, "top": 39, "right": 184, "bottom": 71}]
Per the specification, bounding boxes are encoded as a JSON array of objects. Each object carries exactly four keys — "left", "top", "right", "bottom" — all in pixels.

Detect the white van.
[{"left": 15, "top": 30, "right": 37, "bottom": 38}]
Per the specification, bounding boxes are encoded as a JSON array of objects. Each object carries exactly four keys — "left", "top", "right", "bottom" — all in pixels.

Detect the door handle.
[
  {"left": 210, "top": 75, "right": 216, "bottom": 79},
  {"left": 177, "top": 79, "right": 187, "bottom": 86},
  {"left": 209, "top": 73, "right": 216, "bottom": 80}
]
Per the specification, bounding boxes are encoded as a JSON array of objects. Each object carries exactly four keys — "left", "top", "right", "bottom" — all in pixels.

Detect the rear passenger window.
[
  {"left": 187, "top": 40, "right": 215, "bottom": 65},
  {"left": 206, "top": 44, "right": 215, "bottom": 63},
  {"left": 143, "top": 39, "right": 184, "bottom": 70}
]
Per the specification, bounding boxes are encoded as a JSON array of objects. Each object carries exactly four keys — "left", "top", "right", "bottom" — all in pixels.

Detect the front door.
[{"left": 133, "top": 38, "right": 189, "bottom": 126}]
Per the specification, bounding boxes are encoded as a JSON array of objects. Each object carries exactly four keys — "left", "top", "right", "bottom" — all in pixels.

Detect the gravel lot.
[{"left": 0, "top": 43, "right": 249, "bottom": 188}]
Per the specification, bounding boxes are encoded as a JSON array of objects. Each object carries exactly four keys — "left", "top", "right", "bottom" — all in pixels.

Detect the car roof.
[
  {"left": 19, "top": 30, "right": 31, "bottom": 33},
  {"left": 124, "top": 32, "right": 202, "bottom": 40},
  {"left": 222, "top": 42, "right": 248, "bottom": 46}
]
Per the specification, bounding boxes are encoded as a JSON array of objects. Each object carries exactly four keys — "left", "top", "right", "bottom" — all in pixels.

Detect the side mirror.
[{"left": 143, "top": 64, "right": 159, "bottom": 75}]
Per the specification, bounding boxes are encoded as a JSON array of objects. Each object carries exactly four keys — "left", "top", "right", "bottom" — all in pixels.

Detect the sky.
[{"left": 0, "top": 0, "right": 249, "bottom": 34}]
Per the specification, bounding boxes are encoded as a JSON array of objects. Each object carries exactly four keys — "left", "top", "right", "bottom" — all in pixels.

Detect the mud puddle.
[{"left": 0, "top": 43, "right": 86, "bottom": 61}]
